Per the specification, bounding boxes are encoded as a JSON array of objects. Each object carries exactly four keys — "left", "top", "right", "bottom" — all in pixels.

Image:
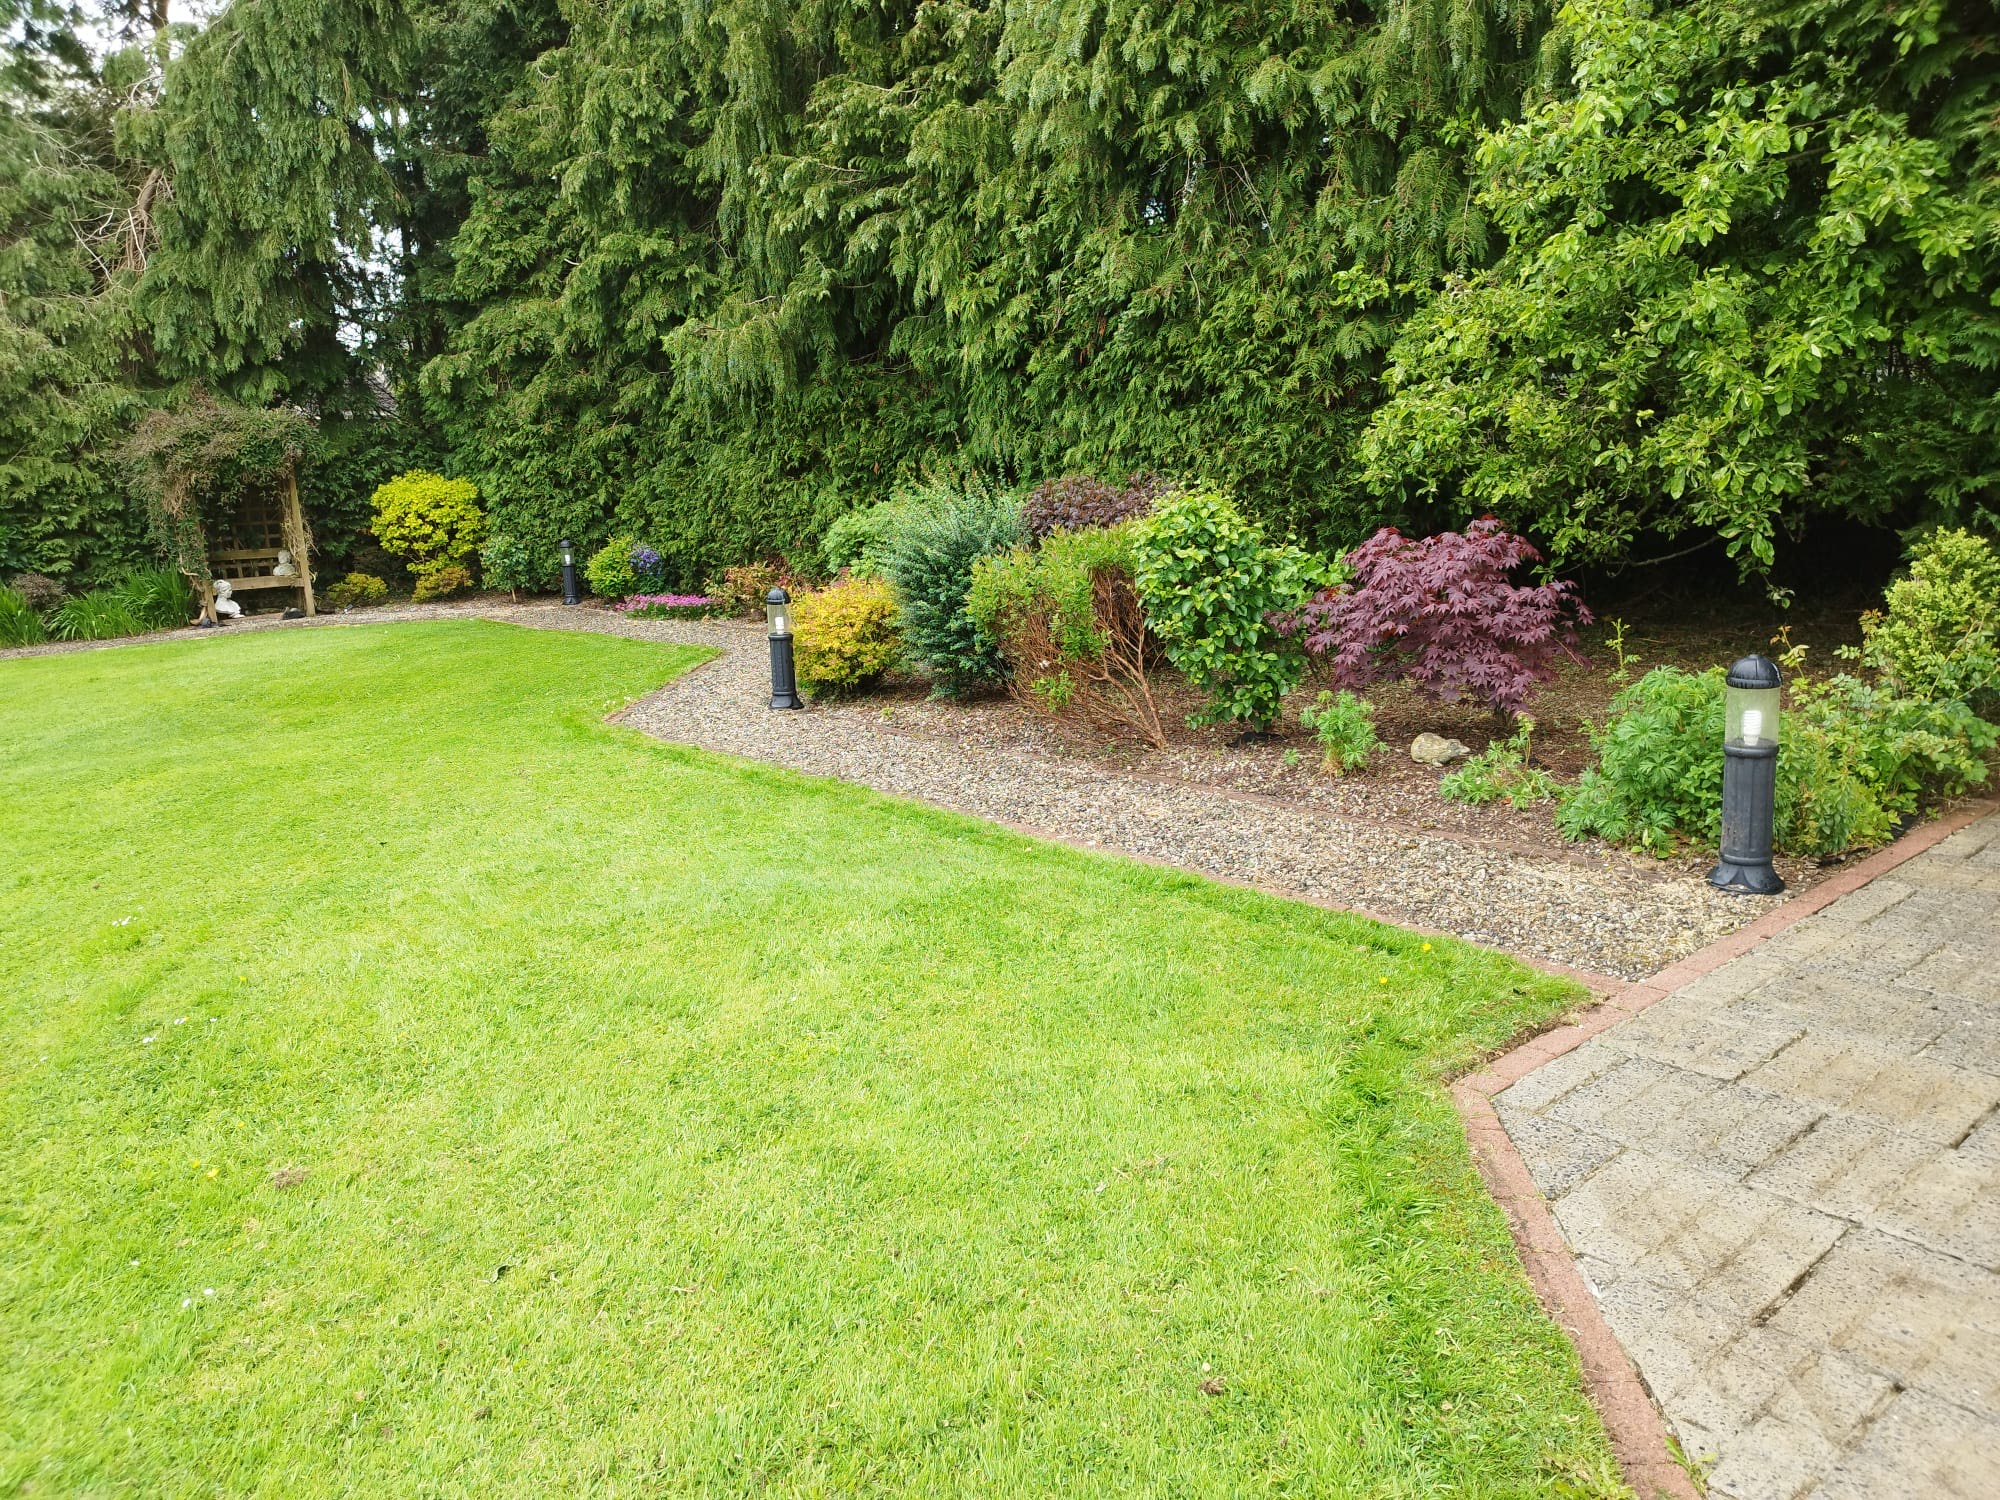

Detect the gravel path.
[{"left": 5, "top": 601, "right": 1784, "bottom": 979}]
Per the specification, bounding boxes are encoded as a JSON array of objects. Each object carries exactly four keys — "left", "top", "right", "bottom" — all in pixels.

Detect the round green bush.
[
  {"left": 585, "top": 535, "right": 640, "bottom": 600},
  {"left": 369, "top": 472, "right": 486, "bottom": 576}
]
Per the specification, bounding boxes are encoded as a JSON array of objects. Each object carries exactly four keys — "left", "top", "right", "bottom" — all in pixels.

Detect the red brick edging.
[{"left": 1449, "top": 798, "right": 1997, "bottom": 1499}]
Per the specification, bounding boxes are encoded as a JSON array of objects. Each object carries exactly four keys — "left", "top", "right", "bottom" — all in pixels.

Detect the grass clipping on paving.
[{"left": 0, "top": 621, "right": 1624, "bottom": 1496}]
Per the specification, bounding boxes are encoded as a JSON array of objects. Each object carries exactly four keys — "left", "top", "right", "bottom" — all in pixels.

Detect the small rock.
[{"left": 1410, "top": 733, "right": 1472, "bottom": 766}]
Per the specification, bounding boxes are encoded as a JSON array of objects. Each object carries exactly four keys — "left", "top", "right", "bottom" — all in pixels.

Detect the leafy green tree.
[{"left": 1364, "top": 0, "right": 2000, "bottom": 572}]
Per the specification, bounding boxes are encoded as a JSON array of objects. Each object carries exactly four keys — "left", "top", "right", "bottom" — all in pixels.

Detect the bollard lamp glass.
[
  {"left": 1725, "top": 656, "right": 1782, "bottom": 748},
  {"left": 765, "top": 587, "right": 793, "bottom": 637}
]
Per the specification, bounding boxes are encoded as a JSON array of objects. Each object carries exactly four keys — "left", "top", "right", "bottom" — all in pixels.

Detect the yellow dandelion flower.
[{"left": 205, "top": 1168, "right": 218, "bottom": 1180}]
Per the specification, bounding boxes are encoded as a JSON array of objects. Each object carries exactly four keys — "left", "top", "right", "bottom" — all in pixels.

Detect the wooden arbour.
[{"left": 208, "top": 470, "right": 316, "bottom": 618}]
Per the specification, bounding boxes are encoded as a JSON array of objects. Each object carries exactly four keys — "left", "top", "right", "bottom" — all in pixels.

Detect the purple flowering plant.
[{"left": 629, "top": 545, "right": 667, "bottom": 588}]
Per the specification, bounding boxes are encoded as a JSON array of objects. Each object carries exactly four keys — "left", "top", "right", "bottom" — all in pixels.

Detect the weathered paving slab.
[{"left": 1498, "top": 811, "right": 2000, "bottom": 1498}]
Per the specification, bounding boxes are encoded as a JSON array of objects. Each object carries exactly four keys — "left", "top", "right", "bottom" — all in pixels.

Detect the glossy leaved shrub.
[{"left": 1130, "top": 488, "right": 1330, "bottom": 729}]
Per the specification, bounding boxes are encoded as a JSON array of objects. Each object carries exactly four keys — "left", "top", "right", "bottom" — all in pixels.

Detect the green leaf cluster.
[
  {"left": 585, "top": 534, "right": 642, "bottom": 603},
  {"left": 1439, "top": 718, "right": 1554, "bottom": 807},
  {"left": 1859, "top": 528, "right": 2000, "bottom": 710},
  {"left": 1299, "top": 690, "right": 1380, "bottom": 775},
  {"left": 1130, "top": 488, "right": 1331, "bottom": 728},
  {"left": 1365, "top": 0, "right": 2000, "bottom": 571},
  {"left": 1558, "top": 663, "right": 1996, "bottom": 859}
]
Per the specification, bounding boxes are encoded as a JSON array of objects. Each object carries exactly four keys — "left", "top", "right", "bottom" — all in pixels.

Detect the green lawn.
[{"left": 0, "top": 622, "right": 1620, "bottom": 1497}]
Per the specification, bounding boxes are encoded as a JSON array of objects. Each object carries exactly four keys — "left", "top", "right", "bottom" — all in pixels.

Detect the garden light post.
[
  {"left": 560, "top": 538, "right": 581, "bottom": 606},
  {"left": 767, "top": 587, "right": 804, "bottom": 710},
  {"left": 1708, "top": 654, "right": 1784, "bottom": 896}
]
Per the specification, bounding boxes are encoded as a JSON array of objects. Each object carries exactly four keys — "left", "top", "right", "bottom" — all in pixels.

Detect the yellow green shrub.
[
  {"left": 793, "top": 578, "right": 900, "bottom": 696},
  {"left": 369, "top": 472, "right": 486, "bottom": 576}
]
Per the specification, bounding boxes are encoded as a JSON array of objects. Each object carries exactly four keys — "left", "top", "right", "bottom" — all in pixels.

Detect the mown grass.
[{"left": 0, "top": 621, "right": 1622, "bottom": 1497}]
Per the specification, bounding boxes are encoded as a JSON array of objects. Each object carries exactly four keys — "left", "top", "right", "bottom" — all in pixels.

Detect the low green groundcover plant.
[
  {"left": 1558, "top": 663, "right": 1994, "bottom": 858},
  {"left": 0, "top": 623, "right": 1618, "bottom": 1496},
  {"left": 1298, "top": 690, "right": 1379, "bottom": 774},
  {"left": 1440, "top": 719, "right": 1558, "bottom": 810}
]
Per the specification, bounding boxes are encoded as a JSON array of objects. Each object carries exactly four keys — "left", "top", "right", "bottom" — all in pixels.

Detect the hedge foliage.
[{"left": 8, "top": 0, "right": 1998, "bottom": 588}]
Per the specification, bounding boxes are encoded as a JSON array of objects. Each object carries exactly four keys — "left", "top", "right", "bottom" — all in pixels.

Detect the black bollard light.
[
  {"left": 767, "top": 587, "right": 804, "bottom": 710},
  {"left": 1708, "top": 654, "right": 1785, "bottom": 895},
  {"left": 559, "top": 538, "right": 581, "bottom": 606}
]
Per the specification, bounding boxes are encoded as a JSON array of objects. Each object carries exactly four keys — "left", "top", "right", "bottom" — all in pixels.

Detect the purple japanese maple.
[{"left": 1277, "top": 519, "right": 1589, "bottom": 717}]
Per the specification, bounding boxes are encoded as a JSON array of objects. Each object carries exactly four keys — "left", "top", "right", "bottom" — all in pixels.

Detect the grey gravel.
[{"left": 6, "top": 600, "right": 1785, "bottom": 979}]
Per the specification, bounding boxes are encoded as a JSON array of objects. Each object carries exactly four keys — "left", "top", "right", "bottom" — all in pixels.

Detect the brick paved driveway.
[{"left": 1498, "top": 812, "right": 2000, "bottom": 1499}]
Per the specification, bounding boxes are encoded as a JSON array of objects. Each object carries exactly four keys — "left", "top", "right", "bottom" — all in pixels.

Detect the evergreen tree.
[{"left": 0, "top": 0, "right": 156, "bottom": 582}]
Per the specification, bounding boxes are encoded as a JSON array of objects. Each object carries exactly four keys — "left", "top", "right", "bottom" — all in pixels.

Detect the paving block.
[
  {"left": 1742, "top": 1032, "right": 2000, "bottom": 1145},
  {"left": 1960, "top": 1107, "right": 2000, "bottom": 1160},
  {"left": 1740, "top": 976, "right": 1954, "bottom": 1054},
  {"left": 1702, "top": 1411, "right": 1841, "bottom": 1500},
  {"left": 1600, "top": 1005, "right": 1806, "bottom": 1082},
  {"left": 1810, "top": 1388, "right": 2000, "bottom": 1500},
  {"left": 1869, "top": 1147, "right": 2000, "bottom": 1272},
  {"left": 1492, "top": 1035, "right": 1625, "bottom": 1115},
  {"left": 1924, "top": 1017, "right": 2000, "bottom": 1078},
  {"left": 1805, "top": 876, "right": 1917, "bottom": 928},
  {"left": 1747, "top": 1113, "right": 1935, "bottom": 1221},
  {"left": 1554, "top": 1152, "right": 1847, "bottom": 1317},
  {"left": 1550, "top": 1057, "right": 1822, "bottom": 1177},
  {"left": 1767, "top": 1229, "right": 2000, "bottom": 1417},
  {"left": 1493, "top": 1105, "right": 1623, "bottom": 1200},
  {"left": 1592, "top": 1272, "right": 1739, "bottom": 1410},
  {"left": 1664, "top": 1322, "right": 1890, "bottom": 1449}
]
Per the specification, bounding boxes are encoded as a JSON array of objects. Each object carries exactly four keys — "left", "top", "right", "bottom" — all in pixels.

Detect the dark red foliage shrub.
[
  {"left": 1020, "top": 471, "right": 1176, "bottom": 540},
  {"left": 1279, "top": 519, "right": 1590, "bottom": 717}
]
